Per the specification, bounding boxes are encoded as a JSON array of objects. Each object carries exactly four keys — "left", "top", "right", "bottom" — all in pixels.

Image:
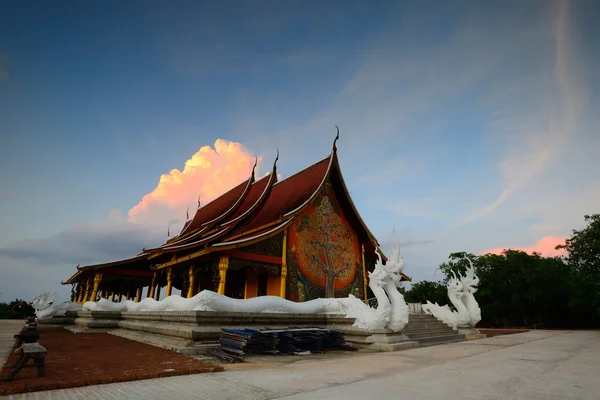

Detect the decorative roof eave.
[
  {"left": 76, "top": 253, "right": 148, "bottom": 272},
  {"left": 147, "top": 224, "right": 235, "bottom": 259},
  {"left": 62, "top": 269, "right": 84, "bottom": 285},
  {"left": 62, "top": 253, "right": 152, "bottom": 284},
  {"left": 281, "top": 152, "right": 336, "bottom": 220},
  {"left": 154, "top": 219, "right": 293, "bottom": 270},
  {"left": 199, "top": 157, "right": 258, "bottom": 229},
  {"left": 141, "top": 226, "right": 210, "bottom": 254},
  {"left": 152, "top": 153, "right": 279, "bottom": 256},
  {"left": 213, "top": 218, "right": 293, "bottom": 248},
  {"left": 223, "top": 217, "right": 285, "bottom": 242},
  {"left": 170, "top": 158, "right": 258, "bottom": 241},
  {"left": 220, "top": 155, "right": 278, "bottom": 228},
  {"left": 330, "top": 152, "right": 381, "bottom": 247}
]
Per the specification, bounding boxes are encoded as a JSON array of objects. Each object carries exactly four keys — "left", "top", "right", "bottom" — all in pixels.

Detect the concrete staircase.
[{"left": 403, "top": 314, "right": 465, "bottom": 346}]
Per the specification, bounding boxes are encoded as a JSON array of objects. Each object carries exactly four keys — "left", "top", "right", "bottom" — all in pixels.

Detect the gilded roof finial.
[
  {"left": 251, "top": 156, "right": 258, "bottom": 179},
  {"left": 186, "top": 207, "right": 189, "bottom": 220},
  {"left": 333, "top": 125, "right": 340, "bottom": 152},
  {"left": 197, "top": 193, "right": 202, "bottom": 209}
]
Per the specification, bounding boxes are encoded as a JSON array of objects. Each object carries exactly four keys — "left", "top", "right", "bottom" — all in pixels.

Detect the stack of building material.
[{"left": 211, "top": 327, "right": 348, "bottom": 362}]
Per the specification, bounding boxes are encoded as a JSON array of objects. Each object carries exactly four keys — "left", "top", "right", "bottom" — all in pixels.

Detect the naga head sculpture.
[
  {"left": 31, "top": 292, "right": 56, "bottom": 313},
  {"left": 369, "top": 251, "right": 387, "bottom": 286},
  {"left": 383, "top": 230, "right": 405, "bottom": 287},
  {"left": 459, "top": 260, "right": 480, "bottom": 294},
  {"left": 447, "top": 271, "right": 464, "bottom": 296}
]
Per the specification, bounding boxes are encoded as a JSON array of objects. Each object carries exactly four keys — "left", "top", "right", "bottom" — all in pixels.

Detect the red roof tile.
[
  {"left": 219, "top": 175, "right": 270, "bottom": 226},
  {"left": 230, "top": 156, "right": 331, "bottom": 235},
  {"left": 178, "top": 178, "right": 251, "bottom": 236}
]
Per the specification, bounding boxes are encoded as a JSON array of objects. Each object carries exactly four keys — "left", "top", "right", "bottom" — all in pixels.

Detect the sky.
[{"left": 1, "top": 0, "right": 599, "bottom": 303}]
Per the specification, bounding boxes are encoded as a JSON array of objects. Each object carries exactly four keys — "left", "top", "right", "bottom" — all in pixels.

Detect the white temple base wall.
[
  {"left": 46, "top": 310, "right": 421, "bottom": 354},
  {"left": 60, "top": 310, "right": 358, "bottom": 354}
]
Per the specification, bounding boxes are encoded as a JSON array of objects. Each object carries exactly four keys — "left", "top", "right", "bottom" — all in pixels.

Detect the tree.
[
  {"left": 557, "top": 214, "right": 600, "bottom": 319},
  {"left": 0, "top": 299, "right": 35, "bottom": 319},
  {"left": 8, "top": 299, "right": 35, "bottom": 319},
  {"left": 401, "top": 281, "right": 447, "bottom": 305},
  {"left": 297, "top": 196, "right": 356, "bottom": 298},
  {"left": 437, "top": 252, "right": 479, "bottom": 283},
  {"left": 436, "top": 250, "right": 571, "bottom": 327}
]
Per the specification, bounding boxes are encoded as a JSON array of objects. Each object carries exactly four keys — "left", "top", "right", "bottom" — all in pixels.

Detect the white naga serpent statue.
[
  {"left": 421, "top": 261, "right": 482, "bottom": 329},
  {"left": 34, "top": 233, "right": 410, "bottom": 332},
  {"left": 31, "top": 292, "right": 83, "bottom": 319}
]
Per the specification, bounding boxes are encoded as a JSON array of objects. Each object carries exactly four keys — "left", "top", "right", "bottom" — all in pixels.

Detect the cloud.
[
  {"left": 128, "top": 139, "right": 262, "bottom": 232},
  {"left": 482, "top": 235, "right": 566, "bottom": 257},
  {"left": 0, "top": 139, "right": 261, "bottom": 302},
  {"left": 0, "top": 195, "right": 10, "bottom": 200},
  {"left": 451, "top": 1, "right": 584, "bottom": 229},
  {"left": 0, "top": 69, "right": 8, "bottom": 80},
  {"left": 0, "top": 211, "right": 159, "bottom": 266}
]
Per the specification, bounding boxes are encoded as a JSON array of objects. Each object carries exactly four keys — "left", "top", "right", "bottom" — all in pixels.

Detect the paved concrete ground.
[
  {"left": 0, "top": 320, "right": 23, "bottom": 368},
  {"left": 2, "top": 324, "right": 599, "bottom": 400}
]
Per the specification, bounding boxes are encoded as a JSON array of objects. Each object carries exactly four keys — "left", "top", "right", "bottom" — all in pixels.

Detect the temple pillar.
[
  {"left": 90, "top": 273, "right": 103, "bottom": 303},
  {"left": 362, "top": 244, "right": 368, "bottom": 303},
  {"left": 187, "top": 265, "right": 196, "bottom": 298},
  {"left": 217, "top": 256, "right": 229, "bottom": 295},
  {"left": 74, "top": 284, "right": 80, "bottom": 302},
  {"left": 76, "top": 282, "right": 85, "bottom": 302},
  {"left": 111, "top": 292, "right": 116, "bottom": 302},
  {"left": 166, "top": 268, "right": 173, "bottom": 297},
  {"left": 280, "top": 229, "right": 288, "bottom": 298},
  {"left": 135, "top": 286, "right": 142, "bottom": 302},
  {"left": 148, "top": 272, "right": 156, "bottom": 298},
  {"left": 83, "top": 279, "right": 92, "bottom": 302},
  {"left": 155, "top": 284, "right": 161, "bottom": 300}
]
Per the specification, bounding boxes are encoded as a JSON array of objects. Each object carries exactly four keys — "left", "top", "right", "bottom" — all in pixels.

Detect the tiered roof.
[{"left": 64, "top": 132, "right": 411, "bottom": 283}]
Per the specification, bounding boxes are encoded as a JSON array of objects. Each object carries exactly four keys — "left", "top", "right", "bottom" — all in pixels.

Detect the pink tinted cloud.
[
  {"left": 482, "top": 236, "right": 566, "bottom": 257},
  {"left": 128, "top": 139, "right": 261, "bottom": 230}
]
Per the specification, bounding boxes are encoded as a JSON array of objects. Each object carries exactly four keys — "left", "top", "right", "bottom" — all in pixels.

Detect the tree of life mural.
[{"left": 297, "top": 196, "right": 357, "bottom": 298}]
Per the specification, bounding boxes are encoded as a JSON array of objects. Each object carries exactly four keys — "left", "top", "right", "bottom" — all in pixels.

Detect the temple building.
[{"left": 63, "top": 134, "right": 411, "bottom": 304}]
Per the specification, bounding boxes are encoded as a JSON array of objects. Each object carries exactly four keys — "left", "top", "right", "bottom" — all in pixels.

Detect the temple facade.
[{"left": 63, "top": 135, "right": 411, "bottom": 304}]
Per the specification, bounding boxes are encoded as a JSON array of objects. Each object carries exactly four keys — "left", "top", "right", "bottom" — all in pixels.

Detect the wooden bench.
[
  {"left": 13, "top": 331, "right": 40, "bottom": 347},
  {"left": 3, "top": 343, "right": 47, "bottom": 381},
  {"left": 13, "top": 319, "right": 40, "bottom": 347}
]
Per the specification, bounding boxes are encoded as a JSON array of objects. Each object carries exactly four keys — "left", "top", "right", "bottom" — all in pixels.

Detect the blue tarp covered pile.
[{"left": 210, "top": 327, "right": 348, "bottom": 363}]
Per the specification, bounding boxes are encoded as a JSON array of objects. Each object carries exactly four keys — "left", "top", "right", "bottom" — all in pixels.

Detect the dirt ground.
[{"left": 0, "top": 326, "right": 223, "bottom": 396}]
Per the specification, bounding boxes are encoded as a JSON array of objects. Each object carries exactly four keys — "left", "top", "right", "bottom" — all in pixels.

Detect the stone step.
[
  {"left": 405, "top": 323, "right": 454, "bottom": 328},
  {"left": 403, "top": 328, "right": 456, "bottom": 337},
  {"left": 414, "top": 334, "right": 465, "bottom": 347},
  {"left": 406, "top": 331, "right": 460, "bottom": 339},
  {"left": 404, "top": 323, "right": 454, "bottom": 330},
  {"left": 404, "top": 327, "right": 454, "bottom": 333},
  {"left": 108, "top": 328, "right": 194, "bottom": 353}
]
